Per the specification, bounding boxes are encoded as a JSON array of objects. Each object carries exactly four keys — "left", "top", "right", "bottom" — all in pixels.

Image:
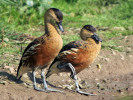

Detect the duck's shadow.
[
  {"left": 0, "top": 71, "right": 58, "bottom": 88},
  {"left": 0, "top": 71, "right": 21, "bottom": 82},
  {"left": 28, "top": 72, "right": 42, "bottom": 83}
]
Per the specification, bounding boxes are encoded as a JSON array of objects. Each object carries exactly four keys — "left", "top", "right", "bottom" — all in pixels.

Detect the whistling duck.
[
  {"left": 46, "top": 25, "right": 102, "bottom": 95},
  {"left": 16, "top": 8, "right": 64, "bottom": 93}
]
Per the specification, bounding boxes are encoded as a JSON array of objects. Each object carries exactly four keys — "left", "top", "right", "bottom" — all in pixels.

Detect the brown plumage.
[
  {"left": 16, "top": 8, "right": 64, "bottom": 93},
  {"left": 46, "top": 25, "right": 102, "bottom": 95}
]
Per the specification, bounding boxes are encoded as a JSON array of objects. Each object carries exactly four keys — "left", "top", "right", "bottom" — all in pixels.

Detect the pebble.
[
  {"left": 9, "top": 81, "right": 15, "bottom": 84},
  {"left": 102, "top": 79, "right": 107, "bottom": 83},
  {"left": 77, "top": 77, "right": 81, "bottom": 83},
  {"left": 87, "top": 84, "right": 91, "bottom": 88},
  {"left": 62, "top": 84, "right": 75, "bottom": 90},
  {"left": 9, "top": 67, "right": 15, "bottom": 73},
  {"left": 0, "top": 81, "right": 8, "bottom": 85},
  {"left": 25, "top": 80, "right": 32, "bottom": 84},
  {"left": 91, "top": 92, "right": 97, "bottom": 95},
  {"left": 117, "top": 89, "right": 122, "bottom": 93},
  {"left": 96, "top": 64, "right": 101, "bottom": 71},
  {"left": 59, "top": 73, "right": 67, "bottom": 77},
  {"left": 129, "top": 55, "right": 132, "bottom": 57},
  {"left": 111, "top": 50, "right": 116, "bottom": 55},
  {"left": 23, "top": 73, "right": 29, "bottom": 78},
  {"left": 23, "top": 83, "right": 27, "bottom": 86},
  {"left": 58, "top": 85, "right": 62, "bottom": 88},
  {"left": 100, "top": 56, "right": 110, "bottom": 62},
  {"left": 95, "top": 78, "right": 99, "bottom": 81},
  {"left": 126, "top": 47, "right": 132, "bottom": 52},
  {"left": 59, "top": 73, "right": 63, "bottom": 76},
  {"left": 3, "top": 66, "right": 15, "bottom": 73},
  {"left": 120, "top": 55, "right": 124, "bottom": 60},
  {"left": 67, "top": 79, "right": 72, "bottom": 83},
  {"left": 37, "top": 84, "right": 41, "bottom": 88},
  {"left": 96, "top": 83, "right": 101, "bottom": 88},
  {"left": 126, "top": 86, "right": 133, "bottom": 93},
  {"left": 3, "top": 66, "right": 10, "bottom": 69},
  {"left": 23, "top": 82, "right": 33, "bottom": 88},
  {"left": 105, "top": 58, "right": 109, "bottom": 62},
  {"left": 101, "top": 88, "right": 105, "bottom": 90},
  {"left": 79, "top": 83, "right": 87, "bottom": 89},
  {"left": 67, "top": 73, "right": 70, "bottom": 76}
]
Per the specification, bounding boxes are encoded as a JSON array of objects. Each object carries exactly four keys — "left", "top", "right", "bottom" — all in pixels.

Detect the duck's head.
[
  {"left": 45, "top": 8, "right": 64, "bottom": 32},
  {"left": 80, "top": 25, "right": 102, "bottom": 43}
]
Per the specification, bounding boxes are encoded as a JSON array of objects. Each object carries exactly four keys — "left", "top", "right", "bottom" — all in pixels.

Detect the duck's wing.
[
  {"left": 49, "top": 41, "right": 84, "bottom": 68},
  {"left": 17, "top": 37, "right": 42, "bottom": 76},
  {"left": 60, "top": 41, "right": 82, "bottom": 52}
]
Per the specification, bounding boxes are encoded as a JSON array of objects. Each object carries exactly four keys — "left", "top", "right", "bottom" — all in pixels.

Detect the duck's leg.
[
  {"left": 41, "top": 69, "right": 64, "bottom": 93},
  {"left": 32, "top": 70, "right": 48, "bottom": 92},
  {"left": 58, "top": 63, "right": 96, "bottom": 96},
  {"left": 73, "top": 74, "right": 96, "bottom": 96}
]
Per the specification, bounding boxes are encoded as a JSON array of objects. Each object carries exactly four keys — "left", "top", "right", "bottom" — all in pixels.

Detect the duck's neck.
[
  {"left": 44, "top": 21, "right": 59, "bottom": 36},
  {"left": 86, "top": 38, "right": 98, "bottom": 44}
]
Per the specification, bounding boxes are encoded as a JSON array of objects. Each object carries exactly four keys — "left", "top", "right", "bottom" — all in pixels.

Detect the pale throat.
[
  {"left": 45, "top": 20, "right": 58, "bottom": 36},
  {"left": 86, "top": 38, "right": 95, "bottom": 43}
]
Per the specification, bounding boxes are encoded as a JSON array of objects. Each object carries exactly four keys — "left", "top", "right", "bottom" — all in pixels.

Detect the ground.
[{"left": 0, "top": 35, "right": 133, "bottom": 100}]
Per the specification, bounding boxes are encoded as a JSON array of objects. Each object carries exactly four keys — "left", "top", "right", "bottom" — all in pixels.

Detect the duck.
[
  {"left": 16, "top": 8, "right": 64, "bottom": 93},
  {"left": 46, "top": 25, "right": 102, "bottom": 95}
]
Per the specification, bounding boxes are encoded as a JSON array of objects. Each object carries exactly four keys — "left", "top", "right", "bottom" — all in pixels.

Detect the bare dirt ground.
[{"left": 0, "top": 35, "right": 133, "bottom": 100}]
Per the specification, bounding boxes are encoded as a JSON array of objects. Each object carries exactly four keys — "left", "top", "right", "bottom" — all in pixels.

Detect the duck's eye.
[
  {"left": 57, "top": 14, "right": 63, "bottom": 21},
  {"left": 57, "top": 15, "right": 60, "bottom": 20}
]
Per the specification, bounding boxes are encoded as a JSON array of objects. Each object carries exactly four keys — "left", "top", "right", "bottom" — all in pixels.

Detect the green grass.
[
  {"left": 116, "top": 96, "right": 133, "bottom": 100},
  {"left": 52, "top": 0, "right": 133, "bottom": 28},
  {"left": 0, "top": 0, "right": 133, "bottom": 58},
  {"left": 62, "top": 34, "right": 80, "bottom": 45}
]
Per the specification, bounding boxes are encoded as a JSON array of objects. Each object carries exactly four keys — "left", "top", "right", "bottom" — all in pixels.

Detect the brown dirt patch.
[{"left": 0, "top": 35, "right": 133, "bottom": 100}]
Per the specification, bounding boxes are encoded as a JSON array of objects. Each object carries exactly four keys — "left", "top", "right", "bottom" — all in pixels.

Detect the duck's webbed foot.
[
  {"left": 41, "top": 70, "right": 64, "bottom": 93},
  {"left": 73, "top": 75, "right": 96, "bottom": 96},
  {"left": 32, "top": 71, "right": 49, "bottom": 92},
  {"left": 59, "top": 63, "right": 96, "bottom": 96}
]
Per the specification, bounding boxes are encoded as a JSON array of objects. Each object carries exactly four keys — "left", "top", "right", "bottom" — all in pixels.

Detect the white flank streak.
[{"left": 71, "top": 48, "right": 79, "bottom": 52}]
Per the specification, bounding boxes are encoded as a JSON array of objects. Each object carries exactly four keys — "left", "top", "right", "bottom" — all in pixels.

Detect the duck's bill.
[
  {"left": 56, "top": 22, "right": 64, "bottom": 32},
  {"left": 91, "top": 33, "right": 102, "bottom": 42}
]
